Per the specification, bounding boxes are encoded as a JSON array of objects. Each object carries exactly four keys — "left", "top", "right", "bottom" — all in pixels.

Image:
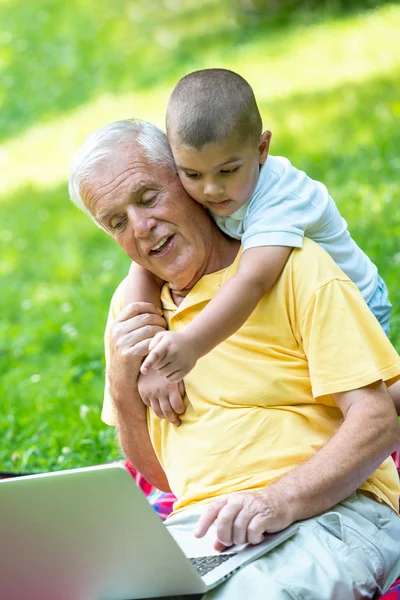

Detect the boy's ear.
[{"left": 258, "top": 130, "right": 272, "bottom": 164}]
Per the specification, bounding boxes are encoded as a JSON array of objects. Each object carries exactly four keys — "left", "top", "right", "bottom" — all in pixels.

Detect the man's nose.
[
  {"left": 127, "top": 206, "right": 156, "bottom": 238},
  {"left": 203, "top": 179, "right": 224, "bottom": 198}
]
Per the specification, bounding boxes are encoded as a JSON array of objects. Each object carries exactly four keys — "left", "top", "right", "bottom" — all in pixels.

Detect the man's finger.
[
  {"left": 111, "top": 318, "right": 166, "bottom": 352},
  {"left": 118, "top": 328, "right": 165, "bottom": 361},
  {"left": 148, "top": 331, "right": 165, "bottom": 351},
  {"left": 246, "top": 514, "right": 268, "bottom": 546},
  {"left": 123, "top": 338, "right": 154, "bottom": 360},
  {"left": 116, "top": 302, "right": 163, "bottom": 322},
  {"left": 214, "top": 501, "right": 243, "bottom": 547},
  {"left": 213, "top": 539, "right": 232, "bottom": 552},
  {"left": 124, "top": 323, "right": 165, "bottom": 348},
  {"left": 232, "top": 508, "right": 254, "bottom": 546},
  {"left": 194, "top": 497, "right": 228, "bottom": 538}
]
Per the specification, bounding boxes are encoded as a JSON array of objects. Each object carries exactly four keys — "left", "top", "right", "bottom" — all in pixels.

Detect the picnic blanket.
[{"left": 385, "top": 581, "right": 400, "bottom": 600}]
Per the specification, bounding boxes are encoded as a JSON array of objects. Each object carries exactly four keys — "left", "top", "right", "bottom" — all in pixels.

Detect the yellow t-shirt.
[{"left": 102, "top": 239, "right": 400, "bottom": 513}]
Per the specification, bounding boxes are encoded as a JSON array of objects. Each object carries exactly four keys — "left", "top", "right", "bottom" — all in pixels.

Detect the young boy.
[{"left": 129, "top": 68, "right": 393, "bottom": 398}]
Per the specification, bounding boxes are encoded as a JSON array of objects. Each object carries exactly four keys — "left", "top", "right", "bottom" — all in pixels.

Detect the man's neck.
[{"left": 170, "top": 232, "right": 240, "bottom": 306}]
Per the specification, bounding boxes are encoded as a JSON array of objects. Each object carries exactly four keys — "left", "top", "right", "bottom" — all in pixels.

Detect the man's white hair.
[{"left": 68, "top": 119, "right": 175, "bottom": 220}]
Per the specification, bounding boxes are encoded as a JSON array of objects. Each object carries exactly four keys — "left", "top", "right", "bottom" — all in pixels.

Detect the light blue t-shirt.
[{"left": 213, "top": 155, "right": 378, "bottom": 303}]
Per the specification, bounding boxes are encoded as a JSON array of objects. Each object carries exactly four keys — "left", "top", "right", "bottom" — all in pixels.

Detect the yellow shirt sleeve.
[
  {"left": 300, "top": 277, "right": 400, "bottom": 399},
  {"left": 101, "top": 278, "right": 127, "bottom": 426}
]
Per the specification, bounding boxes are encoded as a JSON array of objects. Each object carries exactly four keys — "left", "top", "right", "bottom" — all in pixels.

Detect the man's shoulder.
[
  {"left": 286, "top": 239, "right": 352, "bottom": 299},
  {"left": 292, "top": 238, "right": 350, "bottom": 275}
]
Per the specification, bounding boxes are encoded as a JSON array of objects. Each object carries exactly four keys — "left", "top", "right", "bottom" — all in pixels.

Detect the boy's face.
[{"left": 170, "top": 130, "right": 271, "bottom": 217}]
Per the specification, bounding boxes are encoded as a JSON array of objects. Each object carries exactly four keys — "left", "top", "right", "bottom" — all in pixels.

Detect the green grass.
[{"left": 1, "top": 0, "right": 400, "bottom": 472}]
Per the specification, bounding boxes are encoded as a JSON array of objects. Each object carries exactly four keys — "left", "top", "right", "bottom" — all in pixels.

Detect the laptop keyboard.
[{"left": 189, "top": 553, "right": 237, "bottom": 577}]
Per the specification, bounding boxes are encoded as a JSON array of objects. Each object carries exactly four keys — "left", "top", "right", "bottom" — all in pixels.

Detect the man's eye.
[
  {"left": 141, "top": 191, "right": 158, "bottom": 205},
  {"left": 220, "top": 166, "right": 239, "bottom": 175},
  {"left": 184, "top": 172, "right": 201, "bottom": 180},
  {"left": 110, "top": 218, "right": 126, "bottom": 232}
]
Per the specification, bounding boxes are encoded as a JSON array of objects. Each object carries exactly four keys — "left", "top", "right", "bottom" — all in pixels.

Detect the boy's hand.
[
  {"left": 140, "top": 330, "right": 199, "bottom": 383},
  {"left": 138, "top": 369, "right": 186, "bottom": 426}
]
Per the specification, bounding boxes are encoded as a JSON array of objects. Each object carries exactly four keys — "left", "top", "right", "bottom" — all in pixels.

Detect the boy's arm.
[
  {"left": 141, "top": 246, "right": 292, "bottom": 381},
  {"left": 125, "top": 261, "right": 164, "bottom": 308},
  {"left": 184, "top": 245, "right": 292, "bottom": 357}
]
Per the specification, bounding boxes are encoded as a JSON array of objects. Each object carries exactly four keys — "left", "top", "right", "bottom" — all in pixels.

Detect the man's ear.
[{"left": 258, "top": 130, "right": 272, "bottom": 165}]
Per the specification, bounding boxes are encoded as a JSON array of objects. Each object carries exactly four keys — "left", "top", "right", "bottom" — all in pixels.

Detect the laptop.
[{"left": 0, "top": 464, "right": 298, "bottom": 600}]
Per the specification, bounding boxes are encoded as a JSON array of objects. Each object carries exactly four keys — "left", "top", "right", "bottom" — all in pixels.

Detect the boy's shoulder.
[
  {"left": 256, "top": 155, "right": 303, "bottom": 195},
  {"left": 263, "top": 154, "right": 297, "bottom": 174}
]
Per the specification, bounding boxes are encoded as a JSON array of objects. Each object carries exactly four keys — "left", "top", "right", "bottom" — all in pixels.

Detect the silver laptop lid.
[{"left": 0, "top": 464, "right": 206, "bottom": 600}]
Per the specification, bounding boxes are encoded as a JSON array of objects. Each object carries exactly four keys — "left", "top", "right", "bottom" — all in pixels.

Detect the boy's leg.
[{"left": 366, "top": 274, "right": 392, "bottom": 336}]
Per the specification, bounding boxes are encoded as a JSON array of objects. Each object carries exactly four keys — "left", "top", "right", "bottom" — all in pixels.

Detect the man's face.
[{"left": 83, "top": 140, "right": 213, "bottom": 290}]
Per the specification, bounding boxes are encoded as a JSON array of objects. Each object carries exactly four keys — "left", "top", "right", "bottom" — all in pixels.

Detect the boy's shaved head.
[{"left": 166, "top": 68, "right": 262, "bottom": 149}]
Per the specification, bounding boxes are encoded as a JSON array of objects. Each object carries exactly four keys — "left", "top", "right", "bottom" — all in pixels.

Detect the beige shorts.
[{"left": 165, "top": 491, "right": 400, "bottom": 600}]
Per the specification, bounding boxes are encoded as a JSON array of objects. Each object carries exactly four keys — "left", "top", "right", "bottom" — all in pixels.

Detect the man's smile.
[{"left": 148, "top": 234, "right": 175, "bottom": 257}]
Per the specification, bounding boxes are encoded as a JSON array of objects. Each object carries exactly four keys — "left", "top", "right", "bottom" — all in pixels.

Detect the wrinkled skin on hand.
[{"left": 194, "top": 487, "right": 294, "bottom": 552}]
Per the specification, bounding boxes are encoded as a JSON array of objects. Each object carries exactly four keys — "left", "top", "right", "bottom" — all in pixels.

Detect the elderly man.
[{"left": 69, "top": 119, "right": 400, "bottom": 599}]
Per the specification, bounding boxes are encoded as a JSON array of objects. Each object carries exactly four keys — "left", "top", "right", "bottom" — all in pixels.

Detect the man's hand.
[
  {"left": 108, "top": 302, "right": 166, "bottom": 401},
  {"left": 140, "top": 330, "right": 199, "bottom": 382},
  {"left": 106, "top": 301, "right": 170, "bottom": 491},
  {"left": 138, "top": 369, "right": 187, "bottom": 426},
  {"left": 194, "top": 488, "right": 293, "bottom": 552}
]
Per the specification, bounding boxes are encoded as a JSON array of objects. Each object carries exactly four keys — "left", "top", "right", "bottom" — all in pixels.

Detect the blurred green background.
[{"left": 1, "top": 0, "right": 399, "bottom": 473}]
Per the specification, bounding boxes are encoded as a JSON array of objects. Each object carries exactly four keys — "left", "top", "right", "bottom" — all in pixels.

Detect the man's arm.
[
  {"left": 195, "top": 380, "right": 400, "bottom": 549},
  {"left": 389, "top": 379, "right": 400, "bottom": 416},
  {"left": 271, "top": 380, "right": 400, "bottom": 521},
  {"left": 107, "top": 302, "right": 171, "bottom": 492}
]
